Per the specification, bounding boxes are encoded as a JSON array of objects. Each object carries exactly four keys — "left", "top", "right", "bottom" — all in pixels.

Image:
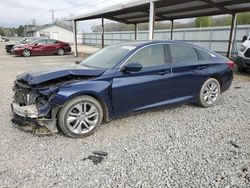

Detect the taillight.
[{"left": 227, "top": 61, "right": 234, "bottom": 69}]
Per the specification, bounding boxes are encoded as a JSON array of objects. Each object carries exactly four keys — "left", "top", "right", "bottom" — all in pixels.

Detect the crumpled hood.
[{"left": 16, "top": 68, "right": 105, "bottom": 85}]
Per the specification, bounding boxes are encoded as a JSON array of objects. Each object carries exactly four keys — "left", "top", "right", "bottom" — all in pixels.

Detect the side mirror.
[
  {"left": 75, "top": 60, "right": 81, "bottom": 64},
  {"left": 242, "top": 36, "right": 247, "bottom": 43},
  {"left": 122, "top": 62, "right": 142, "bottom": 72}
]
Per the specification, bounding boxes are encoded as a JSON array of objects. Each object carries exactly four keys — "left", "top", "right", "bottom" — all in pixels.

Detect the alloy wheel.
[
  {"left": 203, "top": 80, "right": 219, "bottom": 105},
  {"left": 23, "top": 50, "right": 30, "bottom": 57},
  {"left": 66, "top": 102, "right": 99, "bottom": 134},
  {"left": 58, "top": 48, "right": 64, "bottom": 55}
]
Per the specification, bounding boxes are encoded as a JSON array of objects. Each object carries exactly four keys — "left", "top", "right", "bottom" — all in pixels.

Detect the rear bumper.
[
  {"left": 235, "top": 56, "right": 250, "bottom": 69},
  {"left": 221, "top": 70, "right": 233, "bottom": 93},
  {"left": 221, "top": 78, "right": 233, "bottom": 93}
]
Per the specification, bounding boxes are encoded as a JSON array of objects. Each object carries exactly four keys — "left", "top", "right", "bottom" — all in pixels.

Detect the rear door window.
[
  {"left": 47, "top": 39, "right": 57, "bottom": 44},
  {"left": 169, "top": 44, "right": 199, "bottom": 63},
  {"left": 36, "top": 40, "right": 47, "bottom": 45}
]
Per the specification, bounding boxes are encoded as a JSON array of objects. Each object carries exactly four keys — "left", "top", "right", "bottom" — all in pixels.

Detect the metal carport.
[{"left": 70, "top": 0, "right": 250, "bottom": 58}]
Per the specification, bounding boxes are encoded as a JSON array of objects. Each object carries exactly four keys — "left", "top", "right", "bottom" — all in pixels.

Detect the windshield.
[
  {"left": 80, "top": 45, "right": 135, "bottom": 69},
  {"left": 21, "top": 38, "right": 36, "bottom": 44}
]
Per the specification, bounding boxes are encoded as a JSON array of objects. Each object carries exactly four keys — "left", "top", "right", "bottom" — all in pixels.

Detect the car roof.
[
  {"left": 113, "top": 40, "right": 217, "bottom": 56},
  {"left": 114, "top": 40, "right": 198, "bottom": 48},
  {"left": 24, "top": 37, "right": 47, "bottom": 39}
]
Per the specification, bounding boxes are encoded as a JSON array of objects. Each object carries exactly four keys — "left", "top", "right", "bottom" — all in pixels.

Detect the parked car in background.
[
  {"left": 0, "top": 36, "right": 9, "bottom": 42},
  {"left": 236, "top": 35, "right": 250, "bottom": 72},
  {"left": 5, "top": 37, "right": 46, "bottom": 53},
  {"left": 11, "top": 41, "right": 234, "bottom": 138},
  {"left": 12, "top": 39, "right": 71, "bottom": 57}
]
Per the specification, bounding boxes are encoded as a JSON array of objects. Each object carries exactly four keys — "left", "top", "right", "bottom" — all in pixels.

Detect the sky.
[{"left": 0, "top": 0, "right": 133, "bottom": 31}]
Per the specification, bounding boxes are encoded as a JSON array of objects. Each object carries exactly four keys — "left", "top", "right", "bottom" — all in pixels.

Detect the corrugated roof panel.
[
  {"left": 70, "top": 0, "right": 250, "bottom": 23},
  {"left": 225, "top": 3, "right": 250, "bottom": 9},
  {"left": 156, "top": 1, "right": 207, "bottom": 12},
  {"left": 127, "top": 16, "right": 162, "bottom": 22},
  {"left": 163, "top": 8, "right": 220, "bottom": 17},
  {"left": 211, "top": 0, "right": 234, "bottom": 3},
  {"left": 116, "top": 12, "right": 147, "bottom": 19}
]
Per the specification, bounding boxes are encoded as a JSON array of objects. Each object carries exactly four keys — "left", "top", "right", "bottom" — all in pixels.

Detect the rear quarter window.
[
  {"left": 169, "top": 44, "right": 198, "bottom": 63},
  {"left": 197, "top": 49, "right": 212, "bottom": 60}
]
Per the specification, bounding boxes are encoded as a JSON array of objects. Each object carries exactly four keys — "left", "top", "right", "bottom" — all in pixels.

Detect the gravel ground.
[{"left": 0, "top": 42, "right": 250, "bottom": 187}]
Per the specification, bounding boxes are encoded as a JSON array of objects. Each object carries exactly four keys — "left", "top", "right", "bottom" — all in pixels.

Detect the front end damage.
[
  {"left": 11, "top": 80, "right": 60, "bottom": 134},
  {"left": 11, "top": 68, "right": 105, "bottom": 134}
]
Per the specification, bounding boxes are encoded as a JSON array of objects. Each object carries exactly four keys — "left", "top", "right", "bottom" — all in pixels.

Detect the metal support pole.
[
  {"left": 170, "top": 20, "right": 174, "bottom": 40},
  {"left": 72, "top": 20, "right": 78, "bottom": 57},
  {"left": 101, "top": 17, "right": 104, "bottom": 48},
  {"left": 227, "top": 13, "right": 237, "bottom": 58},
  {"left": 148, "top": 1, "right": 155, "bottom": 40},
  {"left": 134, "top": 23, "right": 138, "bottom": 40}
]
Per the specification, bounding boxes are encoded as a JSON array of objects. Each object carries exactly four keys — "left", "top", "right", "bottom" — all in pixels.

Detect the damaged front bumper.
[{"left": 11, "top": 103, "right": 59, "bottom": 134}]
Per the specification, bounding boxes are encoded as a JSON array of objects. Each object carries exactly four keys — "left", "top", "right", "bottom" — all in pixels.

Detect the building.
[{"left": 27, "top": 23, "right": 74, "bottom": 43}]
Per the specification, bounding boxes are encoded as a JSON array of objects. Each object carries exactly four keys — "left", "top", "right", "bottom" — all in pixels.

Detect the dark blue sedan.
[{"left": 11, "top": 41, "right": 234, "bottom": 138}]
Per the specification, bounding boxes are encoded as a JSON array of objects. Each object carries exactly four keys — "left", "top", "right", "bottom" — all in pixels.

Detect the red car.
[{"left": 13, "top": 39, "right": 71, "bottom": 57}]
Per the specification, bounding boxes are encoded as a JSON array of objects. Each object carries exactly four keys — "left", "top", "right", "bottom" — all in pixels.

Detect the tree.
[
  {"left": 212, "top": 15, "right": 231, "bottom": 26},
  {"left": 16, "top": 25, "right": 24, "bottom": 37},
  {"left": 237, "top": 12, "right": 250, "bottom": 25},
  {"left": 195, "top": 16, "right": 212, "bottom": 27},
  {"left": 0, "top": 27, "right": 4, "bottom": 36},
  {"left": 54, "top": 18, "right": 73, "bottom": 30},
  {"left": 91, "top": 21, "right": 195, "bottom": 32}
]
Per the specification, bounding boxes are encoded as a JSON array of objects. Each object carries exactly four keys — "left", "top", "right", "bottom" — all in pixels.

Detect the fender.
[{"left": 50, "top": 80, "right": 114, "bottom": 119}]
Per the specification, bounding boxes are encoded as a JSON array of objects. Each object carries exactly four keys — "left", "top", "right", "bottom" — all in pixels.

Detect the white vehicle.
[
  {"left": 0, "top": 35, "right": 4, "bottom": 42},
  {"left": 237, "top": 36, "right": 250, "bottom": 72}
]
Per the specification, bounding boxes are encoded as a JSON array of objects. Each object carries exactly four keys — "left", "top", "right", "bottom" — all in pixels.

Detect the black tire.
[
  {"left": 58, "top": 95, "right": 103, "bottom": 138},
  {"left": 22, "top": 49, "right": 31, "bottom": 57},
  {"left": 197, "top": 78, "right": 221, "bottom": 108},
  {"left": 57, "top": 48, "right": 64, "bottom": 56},
  {"left": 237, "top": 66, "right": 246, "bottom": 73}
]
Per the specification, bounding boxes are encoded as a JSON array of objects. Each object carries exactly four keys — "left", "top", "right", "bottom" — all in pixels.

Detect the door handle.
[
  {"left": 157, "top": 70, "right": 171, "bottom": 75},
  {"left": 196, "top": 65, "right": 207, "bottom": 70}
]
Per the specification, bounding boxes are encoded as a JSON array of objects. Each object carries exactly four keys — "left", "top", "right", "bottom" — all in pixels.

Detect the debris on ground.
[
  {"left": 92, "top": 151, "right": 108, "bottom": 156},
  {"left": 82, "top": 151, "right": 108, "bottom": 165},
  {"left": 234, "top": 86, "right": 241, "bottom": 89},
  {"left": 230, "top": 140, "right": 241, "bottom": 149}
]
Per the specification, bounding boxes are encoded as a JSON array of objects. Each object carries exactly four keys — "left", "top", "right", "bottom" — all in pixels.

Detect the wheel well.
[
  {"left": 23, "top": 49, "right": 31, "bottom": 56},
  {"left": 56, "top": 93, "right": 109, "bottom": 122},
  {"left": 85, "top": 93, "right": 109, "bottom": 122},
  {"left": 210, "top": 76, "right": 222, "bottom": 92},
  {"left": 24, "top": 49, "right": 31, "bottom": 53}
]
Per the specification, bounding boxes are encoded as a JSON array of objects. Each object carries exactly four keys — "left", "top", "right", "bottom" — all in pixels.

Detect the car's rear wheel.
[
  {"left": 57, "top": 48, "right": 64, "bottom": 56},
  {"left": 58, "top": 95, "right": 103, "bottom": 138},
  {"left": 22, "top": 49, "right": 31, "bottom": 57},
  {"left": 197, "top": 78, "right": 220, "bottom": 107}
]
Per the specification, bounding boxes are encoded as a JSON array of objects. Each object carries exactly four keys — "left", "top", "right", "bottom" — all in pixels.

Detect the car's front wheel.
[
  {"left": 197, "top": 78, "right": 221, "bottom": 107},
  {"left": 22, "top": 49, "right": 31, "bottom": 57},
  {"left": 57, "top": 48, "right": 64, "bottom": 56},
  {"left": 58, "top": 95, "right": 103, "bottom": 138}
]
